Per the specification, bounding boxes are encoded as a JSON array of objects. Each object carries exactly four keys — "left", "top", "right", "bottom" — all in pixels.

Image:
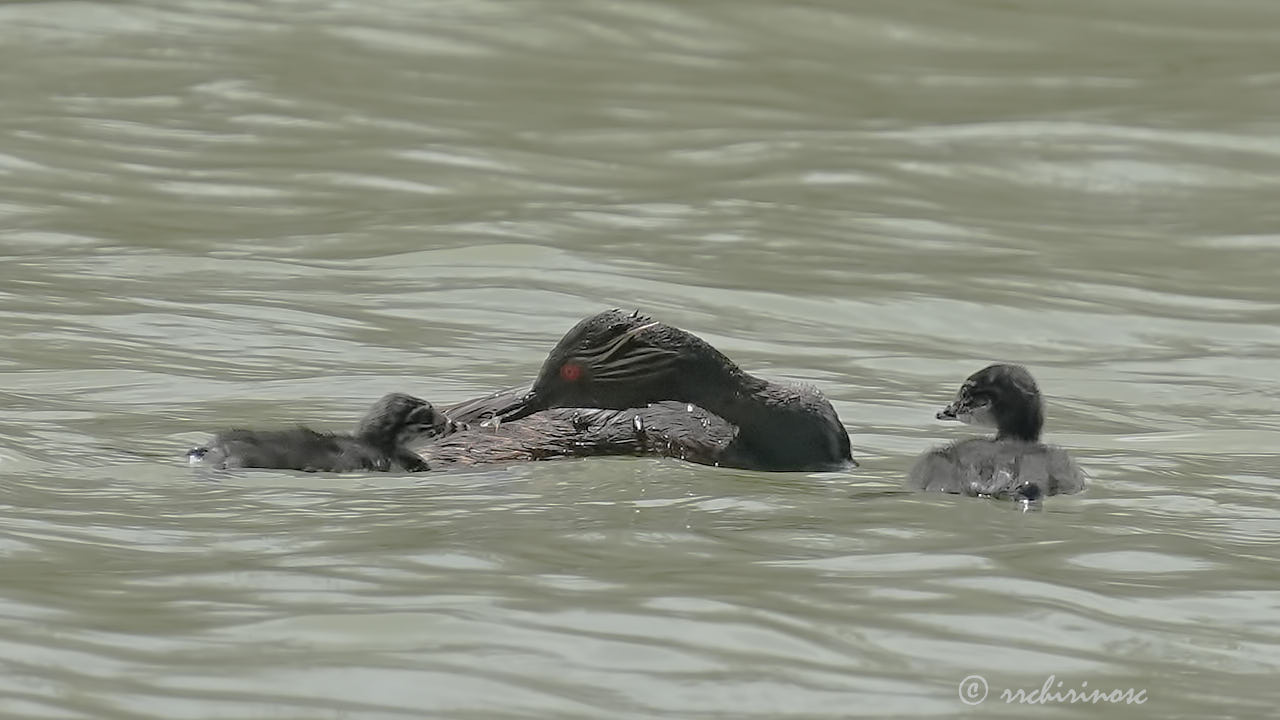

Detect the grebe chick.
[
  {"left": 188, "top": 392, "right": 448, "bottom": 472},
  {"left": 907, "top": 364, "right": 1085, "bottom": 500}
]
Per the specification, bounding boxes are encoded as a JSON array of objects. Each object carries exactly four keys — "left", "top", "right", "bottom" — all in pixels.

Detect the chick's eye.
[{"left": 560, "top": 362, "right": 584, "bottom": 382}]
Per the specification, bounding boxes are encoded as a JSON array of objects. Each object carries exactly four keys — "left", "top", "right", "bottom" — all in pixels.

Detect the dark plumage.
[
  {"left": 437, "top": 309, "right": 853, "bottom": 471},
  {"left": 188, "top": 392, "right": 448, "bottom": 472},
  {"left": 415, "top": 403, "right": 739, "bottom": 468},
  {"left": 907, "top": 364, "right": 1085, "bottom": 500}
]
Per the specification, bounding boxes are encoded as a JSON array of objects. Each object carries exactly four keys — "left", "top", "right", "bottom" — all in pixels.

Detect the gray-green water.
[{"left": 2, "top": 1, "right": 1279, "bottom": 717}]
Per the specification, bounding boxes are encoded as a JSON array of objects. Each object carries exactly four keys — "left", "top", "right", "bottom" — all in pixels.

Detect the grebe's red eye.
[{"left": 559, "top": 362, "right": 583, "bottom": 382}]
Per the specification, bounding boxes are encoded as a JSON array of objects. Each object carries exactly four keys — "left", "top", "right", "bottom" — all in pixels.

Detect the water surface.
[{"left": 2, "top": 0, "right": 1279, "bottom": 717}]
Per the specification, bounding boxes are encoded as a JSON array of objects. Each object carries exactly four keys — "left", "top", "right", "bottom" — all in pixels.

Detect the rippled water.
[{"left": 2, "top": 0, "right": 1279, "bottom": 717}]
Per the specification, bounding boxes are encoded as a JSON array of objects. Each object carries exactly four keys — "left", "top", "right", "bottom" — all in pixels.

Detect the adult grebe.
[{"left": 429, "top": 309, "right": 853, "bottom": 472}]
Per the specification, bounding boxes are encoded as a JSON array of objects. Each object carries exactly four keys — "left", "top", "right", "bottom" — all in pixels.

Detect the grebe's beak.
[{"left": 490, "top": 391, "right": 545, "bottom": 424}]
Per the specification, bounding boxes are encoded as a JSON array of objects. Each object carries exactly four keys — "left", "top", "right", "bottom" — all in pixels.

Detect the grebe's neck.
[{"left": 694, "top": 371, "right": 851, "bottom": 470}]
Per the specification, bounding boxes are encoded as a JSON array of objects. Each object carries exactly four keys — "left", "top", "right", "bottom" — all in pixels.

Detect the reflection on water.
[{"left": 1, "top": 0, "right": 1278, "bottom": 716}]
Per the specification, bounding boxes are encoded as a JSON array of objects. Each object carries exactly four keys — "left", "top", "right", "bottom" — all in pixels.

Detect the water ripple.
[{"left": 1, "top": 0, "right": 1278, "bottom": 717}]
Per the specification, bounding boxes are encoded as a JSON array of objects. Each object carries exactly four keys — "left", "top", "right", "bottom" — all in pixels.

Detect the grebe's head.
[
  {"left": 937, "top": 363, "right": 1044, "bottom": 442},
  {"left": 495, "top": 309, "right": 740, "bottom": 422},
  {"left": 357, "top": 393, "right": 453, "bottom": 447}
]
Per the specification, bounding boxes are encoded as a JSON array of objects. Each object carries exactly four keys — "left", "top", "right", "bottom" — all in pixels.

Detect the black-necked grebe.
[
  {"left": 436, "top": 309, "right": 853, "bottom": 471},
  {"left": 907, "top": 364, "right": 1085, "bottom": 500},
  {"left": 188, "top": 392, "right": 448, "bottom": 472}
]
